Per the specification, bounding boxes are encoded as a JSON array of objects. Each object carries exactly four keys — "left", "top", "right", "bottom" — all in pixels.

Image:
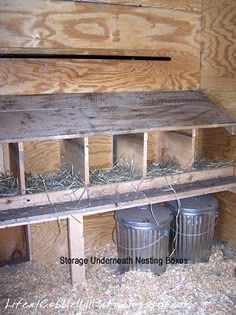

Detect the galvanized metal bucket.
[
  {"left": 114, "top": 204, "right": 173, "bottom": 275},
  {"left": 166, "top": 195, "right": 218, "bottom": 263}
]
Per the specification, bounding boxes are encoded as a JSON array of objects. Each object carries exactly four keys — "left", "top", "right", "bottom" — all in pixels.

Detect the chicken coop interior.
[{"left": 0, "top": 0, "right": 236, "bottom": 314}]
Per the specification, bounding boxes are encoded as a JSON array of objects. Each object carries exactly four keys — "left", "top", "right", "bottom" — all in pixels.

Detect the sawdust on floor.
[{"left": 0, "top": 242, "right": 235, "bottom": 315}]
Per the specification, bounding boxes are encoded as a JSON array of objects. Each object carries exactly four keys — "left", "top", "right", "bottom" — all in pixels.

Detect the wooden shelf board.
[
  {"left": 0, "top": 90, "right": 235, "bottom": 143},
  {"left": 0, "top": 167, "right": 233, "bottom": 211},
  {"left": 0, "top": 175, "right": 235, "bottom": 228}
]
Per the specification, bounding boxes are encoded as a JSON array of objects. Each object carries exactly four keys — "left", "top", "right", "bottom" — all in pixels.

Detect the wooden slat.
[
  {"left": 0, "top": 167, "right": 234, "bottom": 211},
  {"left": 0, "top": 0, "right": 200, "bottom": 54},
  {"left": 0, "top": 91, "right": 235, "bottom": 143},
  {"left": 67, "top": 215, "right": 85, "bottom": 285},
  {"left": 0, "top": 176, "right": 235, "bottom": 228}
]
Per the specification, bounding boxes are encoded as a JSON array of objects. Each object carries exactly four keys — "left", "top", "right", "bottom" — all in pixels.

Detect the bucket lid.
[
  {"left": 115, "top": 204, "right": 173, "bottom": 228},
  {"left": 166, "top": 195, "right": 218, "bottom": 214}
]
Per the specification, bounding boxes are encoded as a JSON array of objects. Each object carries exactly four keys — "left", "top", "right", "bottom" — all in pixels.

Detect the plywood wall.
[
  {"left": 201, "top": 0, "right": 236, "bottom": 248},
  {"left": 0, "top": 0, "right": 201, "bottom": 261}
]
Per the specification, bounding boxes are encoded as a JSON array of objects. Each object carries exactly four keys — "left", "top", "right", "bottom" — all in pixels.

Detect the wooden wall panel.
[
  {"left": 71, "top": 0, "right": 201, "bottom": 11},
  {"left": 24, "top": 140, "right": 61, "bottom": 174},
  {"left": 0, "top": 226, "right": 27, "bottom": 262},
  {"left": 0, "top": 0, "right": 201, "bottom": 261},
  {"left": 89, "top": 136, "right": 113, "bottom": 169},
  {"left": 31, "top": 213, "right": 114, "bottom": 262},
  {"left": 201, "top": 0, "right": 236, "bottom": 248},
  {"left": 0, "top": 0, "right": 200, "bottom": 55},
  {"left": 214, "top": 192, "right": 236, "bottom": 249},
  {"left": 0, "top": 57, "right": 199, "bottom": 96},
  {"left": 31, "top": 220, "right": 68, "bottom": 262}
]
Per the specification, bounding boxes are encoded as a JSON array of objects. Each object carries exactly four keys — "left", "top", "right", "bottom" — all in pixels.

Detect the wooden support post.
[
  {"left": 113, "top": 132, "right": 148, "bottom": 177},
  {"left": 61, "top": 137, "right": 89, "bottom": 185},
  {"left": 155, "top": 130, "right": 195, "bottom": 169},
  {"left": 9, "top": 142, "right": 25, "bottom": 194},
  {"left": 67, "top": 215, "right": 85, "bottom": 286}
]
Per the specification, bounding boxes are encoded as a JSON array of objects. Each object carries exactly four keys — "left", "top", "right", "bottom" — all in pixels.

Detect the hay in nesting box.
[
  {"left": 147, "top": 159, "right": 183, "bottom": 177},
  {"left": 90, "top": 163, "right": 142, "bottom": 185},
  {"left": 192, "top": 156, "right": 233, "bottom": 170},
  {"left": 0, "top": 173, "right": 19, "bottom": 197},
  {"left": 25, "top": 163, "right": 84, "bottom": 194}
]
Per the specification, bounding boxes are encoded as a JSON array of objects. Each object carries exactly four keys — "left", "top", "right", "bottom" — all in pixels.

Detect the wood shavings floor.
[{"left": 0, "top": 243, "right": 235, "bottom": 315}]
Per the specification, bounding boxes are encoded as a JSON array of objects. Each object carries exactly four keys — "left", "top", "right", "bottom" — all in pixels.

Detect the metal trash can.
[
  {"left": 114, "top": 204, "right": 173, "bottom": 275},
  {"left": 166, "top": 195, "right": 218, "bottom": 263}
]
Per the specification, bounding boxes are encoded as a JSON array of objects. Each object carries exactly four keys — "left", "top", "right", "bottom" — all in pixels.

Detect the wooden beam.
[
  {"left": 0, "top": 167, "right": 234, "bottom": 211},
  {"left": 67, "top": 215, "right": 85, "bottom": 285}
]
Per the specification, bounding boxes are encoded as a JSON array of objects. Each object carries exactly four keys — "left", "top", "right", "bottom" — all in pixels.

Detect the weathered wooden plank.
[
  {"left": 0, "top": 167, "right": 234, "bottom": 211},
  {"left": 0, "top": 91, "right": 235, "bottom": 143},
  {"left": 0, "top": 176, "right": 235, "bottom": 228},
  {"left": 0, "top": 0, "right": 200, "bottom": 54},
  {"left": 0, "top": 57, "right": 200, "bottom": 96}
]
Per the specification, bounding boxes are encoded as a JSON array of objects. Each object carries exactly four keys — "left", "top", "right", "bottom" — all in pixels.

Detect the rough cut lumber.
[
  {"left": 0, "top": 91, "right": 235, "bottom": 143},
  {"left": 0, "top": 167, "right": 233, "bottom": 211},
  {"left": 0, "top": 176, "right": 235, "bottom": 228}
]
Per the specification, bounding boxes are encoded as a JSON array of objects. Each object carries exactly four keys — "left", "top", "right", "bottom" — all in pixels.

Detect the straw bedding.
[{"left": 0, "top": 241, "right": 235, "bottom": 315}]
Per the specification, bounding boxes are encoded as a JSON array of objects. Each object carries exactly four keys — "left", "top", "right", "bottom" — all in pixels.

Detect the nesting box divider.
[
  {"left": 112, "top": 132, "right": 148, "bottom": 178},
  {"left": 60, "top": 137, "right": 89, "bottom": 185},
  {"left": 9, "top": 142, "right": 26, "bottom": 195}
]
